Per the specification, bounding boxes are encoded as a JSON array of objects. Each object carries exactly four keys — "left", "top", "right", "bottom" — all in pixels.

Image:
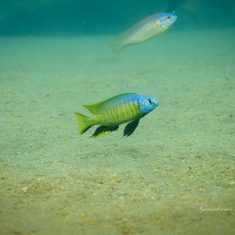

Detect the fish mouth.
[
  {"left": 169, "top": 15, "right": 177, "bottom": 24},
  {"left": 154, "top": 98, "right": 160, "bottom": 107},
  {"left": 172, "top": 15, "right": 177, "bottom": 22}
]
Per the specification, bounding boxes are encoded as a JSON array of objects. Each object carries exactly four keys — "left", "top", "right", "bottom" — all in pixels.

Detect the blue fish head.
[
  {"left": 138, "top": 95, "right": 160, "bottom": 115},
  {"left": 156, "top": 12, "right": 177, "bottom": 29}
]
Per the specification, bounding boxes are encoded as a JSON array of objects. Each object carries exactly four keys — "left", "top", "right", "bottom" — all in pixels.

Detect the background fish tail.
[
  {"left": 109, "top": 38, "right": 123, "bottom": 55},
  {"left": 75, "top": 112, "right": 93, "bottom": 134}
]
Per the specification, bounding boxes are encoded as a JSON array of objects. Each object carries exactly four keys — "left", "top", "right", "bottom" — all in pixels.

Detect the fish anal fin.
[
  {"left": 91, "top": 125, "right": 119, "bottom": 138},
  {"left": 123, "top": 119, "right": 140, "bottom": 137}
]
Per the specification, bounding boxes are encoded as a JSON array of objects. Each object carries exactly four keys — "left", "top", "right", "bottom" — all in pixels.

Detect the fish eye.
[
  {"left": 147, "top": 99, "right": 152, "bottom": 105},
  {"left": 167, "top": 16, "right": 171, "bottom": 19}
]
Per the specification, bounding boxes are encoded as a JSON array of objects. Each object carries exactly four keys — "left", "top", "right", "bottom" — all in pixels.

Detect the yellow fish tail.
[{"left": 75, "top": 112, "right": 93, "bottom": 134}]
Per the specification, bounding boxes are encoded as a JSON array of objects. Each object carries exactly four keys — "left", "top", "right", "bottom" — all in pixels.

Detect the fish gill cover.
[{"left": 0, "top": 0, "right": 235, "bottom": 35}]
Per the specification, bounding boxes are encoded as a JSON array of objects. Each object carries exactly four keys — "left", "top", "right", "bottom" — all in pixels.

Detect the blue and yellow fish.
[
  {"left": 75, "top": 93, "right": 159, "bottom": 137},
  {"left": 111, "top": 12, "right": 177, "bottom": 54}
]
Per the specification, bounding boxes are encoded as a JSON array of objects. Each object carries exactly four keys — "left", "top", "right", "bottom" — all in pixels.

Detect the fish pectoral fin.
[
  {"left": 123, "top": 119, "right": 140, "bottom": 137},
  {"left": 91, "top": 125, "right": 119, "bottom": 138}
]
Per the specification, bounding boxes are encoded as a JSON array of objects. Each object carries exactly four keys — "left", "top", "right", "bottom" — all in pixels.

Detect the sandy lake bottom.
[{"left": 0, "top": 29, "right": 234, "bottom": 235}]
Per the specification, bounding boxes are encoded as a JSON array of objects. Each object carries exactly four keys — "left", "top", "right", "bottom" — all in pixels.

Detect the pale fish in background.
[{"left": 110, "top": 12, "right": 177, "bottom": 54}]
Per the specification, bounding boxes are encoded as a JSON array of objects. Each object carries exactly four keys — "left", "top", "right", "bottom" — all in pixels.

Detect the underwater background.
[
  {"left": 0, "top": 0, "right": 234, "bottom": 234},
  {"left": 0, "top": 0, "right": 235, "bottom": 35}
]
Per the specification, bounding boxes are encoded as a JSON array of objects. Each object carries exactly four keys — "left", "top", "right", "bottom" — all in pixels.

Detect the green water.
[{"left": 0, "top": 1, "right": 234, "bottom": 235}]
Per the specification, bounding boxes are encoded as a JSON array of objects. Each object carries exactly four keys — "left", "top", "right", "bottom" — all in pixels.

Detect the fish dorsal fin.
[{"left": 83, "top": 101, "right": 105, "bottom": 114}]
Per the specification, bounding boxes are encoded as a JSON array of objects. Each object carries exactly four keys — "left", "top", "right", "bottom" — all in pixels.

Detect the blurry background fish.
[
  {"left": 0, "top": 0, "right": 234, "bottom": 36},
  {"left": 110, "top": 12, "right": 177, "bottom": 54}
]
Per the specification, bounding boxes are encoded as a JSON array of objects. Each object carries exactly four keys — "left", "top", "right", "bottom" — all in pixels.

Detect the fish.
[
  {"left": 110, "top": 12, "right": 177, "bottom": 54},
  {"left": 75, "top": 93, "right": 159, "bottom": 137}
]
